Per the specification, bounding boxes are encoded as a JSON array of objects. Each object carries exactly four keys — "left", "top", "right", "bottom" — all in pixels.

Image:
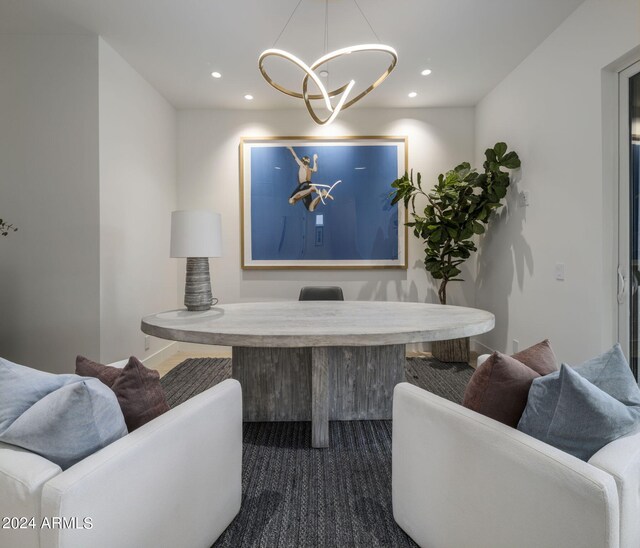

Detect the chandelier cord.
[
  {"left": 352, "top": 0, "right": 381, "bottom": 42},
  {"left": 324, "top": 0, "right": 330, "bottom": 91},
  {"left": 324, "top": 0, "right": 330, "bottom": 54},
  {"left": 272, "top": 0, "right": 305, "bottom": 48}
]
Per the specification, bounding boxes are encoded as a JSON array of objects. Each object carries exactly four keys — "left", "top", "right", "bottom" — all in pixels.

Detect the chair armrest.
[
  {"left": 392, "top": 383, "right": 620, "bottom": 548},
  {"left": 589, "top": 430, "right": 640, "bottom": 548},
  {"left": 41, "top": 379, "right": 242, "bottom": 548},
  {"left": 0, "top": 442, "right": 61, "bottom": 548}
]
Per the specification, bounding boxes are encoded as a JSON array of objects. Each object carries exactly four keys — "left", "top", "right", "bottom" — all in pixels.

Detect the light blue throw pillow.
[
  {"left": 518, "top": 363, "right": 640, "bottom": 461},
  {"left": 0, "top": 357, "right": 127, "bottom": 469},
  {"left": 0, "top": 358, "right": 80, "bottom": 431},
  {"left": 574, "top": 343, "right": 640, "bottom": 405}
]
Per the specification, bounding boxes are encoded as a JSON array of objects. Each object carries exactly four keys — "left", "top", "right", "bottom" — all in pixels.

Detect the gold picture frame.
[{"left": 239, "top": 135, "right": 408, "bottom": 270}]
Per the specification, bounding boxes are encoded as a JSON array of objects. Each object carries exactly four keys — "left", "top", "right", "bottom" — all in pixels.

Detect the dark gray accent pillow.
[
  {"left": 76, "top": 355, "right": 170, "bottom": 431},
  {"left": 518, "top": 364, "right": 640, "bottom": 461},
  {"left": 462, "top": 339, "right": 558, "bottom": 427},
  {"left": 511, "top": 338, "right": 558, "bottom": 376},
  {"left": 0, "top": 357, "right": 127, "bottom": 469},
  {"left": 462, "top": 352, "right": 540, "bottom": 427}
]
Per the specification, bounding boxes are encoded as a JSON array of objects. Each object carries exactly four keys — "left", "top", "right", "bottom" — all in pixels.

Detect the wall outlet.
[
  {"left": 555, "top": 263, "right": 565, "bottom": 281},
  {"left": 144, "top": 335, "right": 150, "bottom": 351},
  {"left": 512, "top": 339, "right": 519, "bottom": 353}
]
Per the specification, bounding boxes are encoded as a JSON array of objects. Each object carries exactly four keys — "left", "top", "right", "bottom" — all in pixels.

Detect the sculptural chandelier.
[{"left": 258, "top": 0, "right": 397, "bottom": 125}]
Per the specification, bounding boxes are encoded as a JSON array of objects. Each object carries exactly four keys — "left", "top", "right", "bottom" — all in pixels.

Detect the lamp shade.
[{"left": 170, "top": 210, "right": 222, "bottom": 258}]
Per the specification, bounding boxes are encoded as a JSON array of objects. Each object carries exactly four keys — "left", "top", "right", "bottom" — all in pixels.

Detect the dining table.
[{"left": 141, "top": 301, "right": 494, "bottom": 448}]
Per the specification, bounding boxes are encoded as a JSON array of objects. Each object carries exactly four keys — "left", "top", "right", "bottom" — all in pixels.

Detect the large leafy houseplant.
[{"left": 391, "top": 142, "right": 520, "bottom": 305}]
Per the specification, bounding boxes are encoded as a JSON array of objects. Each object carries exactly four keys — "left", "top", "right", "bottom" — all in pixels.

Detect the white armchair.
[
  {"left": 0, "top": 368, "right": 242, "bottom": 548},
  {"left": 392, "top": 379, "right": 640, "bottom": 548}
]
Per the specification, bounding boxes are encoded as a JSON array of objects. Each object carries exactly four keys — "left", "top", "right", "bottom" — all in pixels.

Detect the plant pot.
[{"left": 432, "top": 337, "right": 470, "bottom": 363}]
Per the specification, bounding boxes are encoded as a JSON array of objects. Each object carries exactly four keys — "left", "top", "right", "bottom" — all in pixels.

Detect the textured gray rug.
[{"left": 161, "top": 357, "right": 472, "bottom": 548}]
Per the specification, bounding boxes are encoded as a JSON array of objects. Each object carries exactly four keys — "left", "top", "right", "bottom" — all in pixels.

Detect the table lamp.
[{"left": 170, "top": 210, "right": 222, "bottom": 311}]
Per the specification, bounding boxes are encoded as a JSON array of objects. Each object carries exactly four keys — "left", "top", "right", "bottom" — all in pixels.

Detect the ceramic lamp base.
[{"left": 184, "top": 257, "right": 213, "bottom": 311}]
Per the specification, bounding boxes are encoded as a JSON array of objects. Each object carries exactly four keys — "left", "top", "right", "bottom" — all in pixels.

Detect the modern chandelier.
[{"left": 258, "top": 0, "right": 398, "bottom": 125}]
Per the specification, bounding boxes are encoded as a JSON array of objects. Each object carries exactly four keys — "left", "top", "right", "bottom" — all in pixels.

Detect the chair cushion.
[
  {"left": 0, "top": 357, "right": 127, "bottom": 469},
  {"left": 518, "top": 363, "right": 640, "bottom": 461},
  {"left": 462, "top": 340, "right": 558, "bottom": 427},
  {"left": 77, "top": 356, "right": 170, "bottom": 431}
]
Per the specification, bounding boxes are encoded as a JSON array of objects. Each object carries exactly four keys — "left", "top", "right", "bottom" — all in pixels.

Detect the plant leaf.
[
  {"left": 501, "top": 151, "right": 521, "bottom": 169},
  {"left": 494, "top": 142, "right": 507, "bottom": 160},
  {"left": 472, "top": 221, "right": 485, "bottom": 235}
]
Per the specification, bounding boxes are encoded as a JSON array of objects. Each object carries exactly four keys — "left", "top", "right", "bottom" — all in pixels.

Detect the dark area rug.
[{"left": 161, "top": 357, "right": 473, "bottom": 548}]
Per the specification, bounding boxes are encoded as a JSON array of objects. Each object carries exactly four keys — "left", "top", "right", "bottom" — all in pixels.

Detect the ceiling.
[{"left": 0, "top": 0, "right": 585, "bottom": 110}]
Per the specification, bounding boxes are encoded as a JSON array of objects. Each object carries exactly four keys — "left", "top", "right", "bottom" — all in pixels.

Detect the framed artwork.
[{"left": 239, "top": 136, "right": 408, "bottom": 269}]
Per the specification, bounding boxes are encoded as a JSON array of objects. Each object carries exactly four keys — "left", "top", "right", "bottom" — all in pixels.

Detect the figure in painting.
[{"left": 286, "top": 146, "right": 340, "bottom": 212}]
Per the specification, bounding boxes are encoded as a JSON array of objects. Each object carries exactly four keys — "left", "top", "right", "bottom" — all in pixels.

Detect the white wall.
[
  {"left": 0, "top": 35, "right": 100, "bottom": 374},
  {"left": 474, "top": 0, "right": 640, "bottom": 363},
  {"left": 99, "top": 39, "right": 179, "bottom": 364},
  {"left": 177, "top": 107, "right": 476, "bottom": 323}
]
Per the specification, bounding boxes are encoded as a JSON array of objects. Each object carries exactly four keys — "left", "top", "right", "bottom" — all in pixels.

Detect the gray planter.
[{"left": 432, "top": 337, "right": 470, "bottom": 363}]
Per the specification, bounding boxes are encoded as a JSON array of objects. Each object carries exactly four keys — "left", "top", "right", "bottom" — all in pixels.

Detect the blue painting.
[{"left": 241, "top": 137, "right": 407, "bottom": 269}]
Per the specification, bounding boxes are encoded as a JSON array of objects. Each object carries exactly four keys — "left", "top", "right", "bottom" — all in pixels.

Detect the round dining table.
[{"left": 141, "top": 301, "right": 494, "bottom": 448}]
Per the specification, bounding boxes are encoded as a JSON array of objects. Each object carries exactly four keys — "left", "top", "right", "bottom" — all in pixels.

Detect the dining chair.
[{"left": 298, "top": 286, "right": 344, "bottom": 301}]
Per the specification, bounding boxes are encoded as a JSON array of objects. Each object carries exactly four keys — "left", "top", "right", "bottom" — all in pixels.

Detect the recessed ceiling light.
[
  {"left": 244, "top": 94, "right": 254, "bottom": 100},
  {"left": 319, "top": 70, "right": 329, "bottom": 78},
  {"left": 420, "top": 69, "right": 432, "bottom": 76},
  {"left": 408, "top": 91, "right": 417, "bottom": 98},
  {"left": 211, "top": 71, "right": 222, "bottom": 78}
]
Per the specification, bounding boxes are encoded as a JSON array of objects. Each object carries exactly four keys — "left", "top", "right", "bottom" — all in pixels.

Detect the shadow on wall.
[
  {"left": 0, "top": 264, "right": 19, "bottom": 362},
  {"left": 239, "top": 268, "right": 412, "bottom": 301},
  {"left": 475, "top": 172, "right": 534, "bottom": 352},
  {"left": 413, "top": 259, "right": 437, "bottom": 304},
  {"left": 355, "top": 254, "right": 476, "bottom": 306},
  {"left": 444, "top": 259, "right": 476, "bottom": 307},
  {"left": 356, "top": 273, "right": 419, "bottom": 302}
]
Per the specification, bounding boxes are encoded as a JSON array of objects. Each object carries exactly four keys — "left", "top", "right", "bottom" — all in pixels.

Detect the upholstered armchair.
[
  {"left": 0, "top": 363, "right": 242, "bottom": 548},
  {"left": 392, "top": 355, "right": 640, "bottom": 548}
]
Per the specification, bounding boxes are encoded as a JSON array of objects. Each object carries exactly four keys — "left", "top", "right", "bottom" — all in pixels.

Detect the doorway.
[{"left": 619, "top": 61, "right": 640, "bottom": 378}]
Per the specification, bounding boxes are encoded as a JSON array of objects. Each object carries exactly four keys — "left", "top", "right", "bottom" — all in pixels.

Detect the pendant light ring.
[
  {"left": 259, "top": 45, "right": 397, "bottom": 125},
  {"left": 257, "top": 0, "right": 398, "bottom": 124},
  {"left": 302, "top": 44, "right": 398, "bottom": 114},
  {"left": 258, "top": 49, "right": 351, "bottom": 102}
]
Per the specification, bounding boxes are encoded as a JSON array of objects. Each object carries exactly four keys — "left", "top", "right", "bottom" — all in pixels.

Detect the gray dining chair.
[{"left": 298, "top": 286, "right": 344, "bottom": 301}]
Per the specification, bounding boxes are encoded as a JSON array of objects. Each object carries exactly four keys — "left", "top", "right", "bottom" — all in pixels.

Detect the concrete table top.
[{"left": 141, "top": 301, "right": 495, "bottom": 348}]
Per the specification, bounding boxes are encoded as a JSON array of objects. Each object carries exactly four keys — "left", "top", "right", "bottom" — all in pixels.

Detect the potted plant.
[{"left": 390, "top": 142, "right": 520, "bottom": 362}]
